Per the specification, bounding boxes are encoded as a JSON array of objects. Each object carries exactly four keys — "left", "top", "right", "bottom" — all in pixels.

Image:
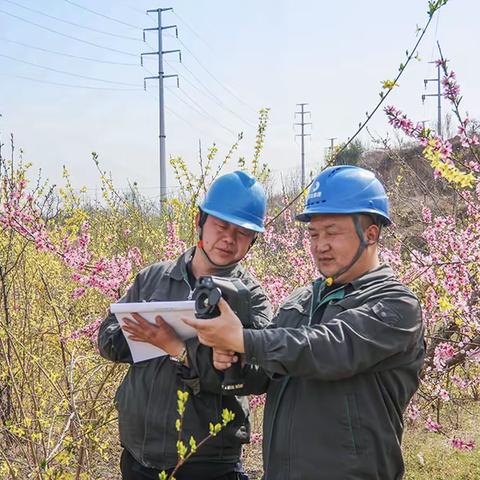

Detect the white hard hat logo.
[{"left": 308, "top": 181, "right": 322, "bottom": 200}]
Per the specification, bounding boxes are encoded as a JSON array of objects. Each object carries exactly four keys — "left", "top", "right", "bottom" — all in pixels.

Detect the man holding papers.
[{"left": 98, "top": 171, "right": 271, "bottom": 480}]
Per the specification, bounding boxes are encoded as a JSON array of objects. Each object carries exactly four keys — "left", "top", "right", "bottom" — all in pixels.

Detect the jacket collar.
[
  {"left": 165, "top": 246, "right": 245, "bottom": 281},
  {"left": 313, "top": 264, "right": 394, "bottom": 298},
  {"left": 349, "top": 264, "right": 395, "bottom": 291}
]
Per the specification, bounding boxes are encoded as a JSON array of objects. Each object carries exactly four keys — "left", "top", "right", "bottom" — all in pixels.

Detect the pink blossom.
[
  {"left": 72, "top": 287, "right": 86, "bottom": 299},
  {"left": 437, "top": 388, "right": 450, "bottom": 401},
  {"left": 425, "top": 416, "right": 442, "bottom": 433},
  {"left": 63, "top": 317, "right": 103, "bottom": 344},
  {"left": 249, "top": 395, "right": 266, "bottom": 409},
  {"left": 422, "top": 207, "right": 432, "bottom": 224},
  {"left": 448, "top": 437, "right": 476, "bottom": 451},
  {"left": 406, "top": 402, "right": 420, "bottom": 421},
  {"left": 442, "top": 70, "right": 461, "bottom": 103}
]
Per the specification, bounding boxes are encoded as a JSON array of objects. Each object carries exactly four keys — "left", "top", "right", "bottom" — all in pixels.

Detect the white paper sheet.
[{"left": 110, "top": 301, "right": 197, "bottom": 363}]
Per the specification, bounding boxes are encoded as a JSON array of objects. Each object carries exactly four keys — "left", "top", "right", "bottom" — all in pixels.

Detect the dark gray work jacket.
[
  {"left": 98, "top": 247, "right": 271, "bottom": 470},
  {"left": 243, "top": 265, "right": 424, "bottom": 480}
]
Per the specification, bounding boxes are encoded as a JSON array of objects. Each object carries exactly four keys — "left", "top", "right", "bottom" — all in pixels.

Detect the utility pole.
[
  {"left": 142, "top": 8, "right": 180, "bottom": 212},
  {"left": 328, "top": 137, "right": 336, "bottom": 156},
  {"left": 422, "top": 61, "right": 442, "bottom": 138},
  {"left": 294, "top": 103, "right": 311, "bottom": 189},
  {"left": 325, "top": 137, "right": 337, "bottom": 165}
]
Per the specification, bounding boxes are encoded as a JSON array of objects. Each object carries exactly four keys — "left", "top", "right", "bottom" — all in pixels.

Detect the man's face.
[
  {"left": 308, "top": 214, "right": 362, "bottom": 281},
  {"left": 200, "top": 215, "right": 256, "bottom": 265}
]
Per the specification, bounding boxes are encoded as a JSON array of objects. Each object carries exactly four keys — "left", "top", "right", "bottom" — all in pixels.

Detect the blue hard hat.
[
  {"left": 200, "top": 171, "right": 267, "bottom": 232},
  {"left": 296, "top": 165, "right": 391, "bottom": 225}
]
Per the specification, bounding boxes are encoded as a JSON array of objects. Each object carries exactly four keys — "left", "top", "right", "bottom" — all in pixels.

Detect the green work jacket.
[
  {"left": 98, "top": 247, "right": 271, "bottom": 470},
  {"left": 243, "top": 265, "right": 424, "bottom": 480}
]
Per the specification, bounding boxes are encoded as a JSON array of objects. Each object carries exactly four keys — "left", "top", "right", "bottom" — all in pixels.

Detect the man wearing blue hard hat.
[
  {"left": 98, "top": 171, "right": 271, "bottom": 480},
  {"left": 185, "top": 165, "right": 425, "bottom": 479}
]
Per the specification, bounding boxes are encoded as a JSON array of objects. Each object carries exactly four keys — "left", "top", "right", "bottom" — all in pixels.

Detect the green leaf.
[
  {"left": 221, "top": 408, "right": 236, "bottom": 425},
  {"left": 176, "top": 440, "right": 187, "bottom": 459},
  {"left": 189, "top": 435, "right": 197, "bottom": 453}
]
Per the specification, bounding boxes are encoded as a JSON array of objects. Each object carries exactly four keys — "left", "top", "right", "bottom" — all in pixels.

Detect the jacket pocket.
[
  {"left": 276, "top": 303, "right": 309, "bottom": 329},
  {"left": 343, "top": 394, "right": 362, "bottom": 457}
]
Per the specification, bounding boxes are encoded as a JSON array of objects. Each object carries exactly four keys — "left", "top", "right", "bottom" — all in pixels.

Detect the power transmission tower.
[
  {"left": 422, "top": 61, "right": 442, "bottom": 138},
  {"left": 328, "top": 137, "right": 336, "bottom": 156},
  {"left": 141, "top": 8, "right": 181, "bottom": 212},
  {"left": 294, "top": 103, "right": 311, "bottom": 189},
  {"left": 322, "top": 137, "right": 337, "bottom": 166}
]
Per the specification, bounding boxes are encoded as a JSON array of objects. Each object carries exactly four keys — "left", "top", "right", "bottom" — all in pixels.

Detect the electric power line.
[
  {"left": 146, "top": 91, "right": 236, "bottom": 154},
  {"left": 1, "top": 0, "right": 142, "bottom": 41},
  {"left": 172, "top": 10, "right": 215, "bottom": 52},
  {"left": 175, "top": 57, "right": 256, "bottom": 128},
  {"left": 163, "top": 58, "right": 245, "bottom": 125},
  {"left": 165, "top": 85, "right": 218, "bottom": 123},
  {"left": 143, "top": 61, "right": 238, "bottom": 138},
  {"left": 152, "top": 47, "right": 256, "bottom": 130},
  {"left": 0, "top": 72, "right": 141, "bottom": 90},
  {"left": 0, "top": 52, "right": 140, "bottom": 86},
  {"left": 0, "top": 37, "right": 138, "bottom": 65},
  {"left": 166, "top": 105, "right": 231, "bottom": 149},
  {"left": 114, "top": 0, "right": 156, "bottom": 23},
  {"left": 175, "top": 34, "right": 259, "bottom": 115},
  {"left": 61, "top": 0, "right": 142, "bottom": 30},
  {"left": 168, "top": 86, "right": 238, "bottom": 137},
  {"left": 0, "top": 7, "right": 138, "bottom": 57},
  {"left": 265, "top": 6, "right": 441, "bottom": 227},
  {"left": 178, "top": 87, "right": 238, "bottom": 136}
]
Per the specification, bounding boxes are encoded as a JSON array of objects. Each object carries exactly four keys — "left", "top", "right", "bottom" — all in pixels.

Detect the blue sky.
[{"left": 0, "top": 0, "right": 478, "bottom": 199}]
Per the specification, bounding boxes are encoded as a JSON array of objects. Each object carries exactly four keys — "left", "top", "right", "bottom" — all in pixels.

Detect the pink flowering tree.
[
  {"left": 383, "top": 56, "right": 480, "bottom": 451},
  {"left": 0, "top": 145, "right": 192, "bottom": 476}
]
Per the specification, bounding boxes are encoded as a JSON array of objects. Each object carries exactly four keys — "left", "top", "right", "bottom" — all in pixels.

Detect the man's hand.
[
  {"left": 122, "top": 313, "right": 184, "bottom": 356},
  {"left": 182, "top": 298, "right": 245, "bottom": 353},
  {"left": 213, "top": 349, "right": 238, "bottom": 370}
]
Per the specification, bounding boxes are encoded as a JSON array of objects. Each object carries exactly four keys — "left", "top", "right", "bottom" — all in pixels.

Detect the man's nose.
[
  {"left": 315, "top": 238, "right": 330, "bottom": 253},
  {"left": 222, "top": 228, "right": 235, "bottom": 244}
]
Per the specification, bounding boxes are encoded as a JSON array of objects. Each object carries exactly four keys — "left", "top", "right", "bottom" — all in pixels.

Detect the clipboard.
[{"left": 110, "top": 301, "right": 197, "bottom": 363}]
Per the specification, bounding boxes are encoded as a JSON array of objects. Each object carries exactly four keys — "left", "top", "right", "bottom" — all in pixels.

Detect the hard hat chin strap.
[{"left": 321, "top": 214, "right": 368, "bottom": 286}]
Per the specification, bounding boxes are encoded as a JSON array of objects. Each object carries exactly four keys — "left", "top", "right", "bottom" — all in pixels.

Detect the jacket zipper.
[{"left": 265, "top": 282, "right": 345, "bottom": 477}]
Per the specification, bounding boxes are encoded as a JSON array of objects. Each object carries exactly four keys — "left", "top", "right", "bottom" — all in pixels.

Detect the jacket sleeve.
[
  {"left": 243, "top": 294, "right": 423, "bottom": 381},
  {"left": 178, "top": 281, "right": 272, "bottom": 395},
  {"left": 97, "top": 274, "right": 142, "bottom": 364}
]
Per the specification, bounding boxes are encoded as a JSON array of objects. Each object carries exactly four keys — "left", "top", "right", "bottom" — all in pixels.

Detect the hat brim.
[{"left": 201, "top": 207, "right": 265, "bottom": 233}]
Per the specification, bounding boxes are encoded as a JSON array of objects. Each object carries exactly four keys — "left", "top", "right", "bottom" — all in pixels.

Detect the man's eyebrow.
[{"left": 308, "top": 224, "right": 338, "bottom": 231}]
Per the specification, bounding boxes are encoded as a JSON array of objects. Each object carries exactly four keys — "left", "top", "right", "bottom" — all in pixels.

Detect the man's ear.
[
  {"left": 366, "top": 224, "right": 380, "bottom": 245},
  {"left": 194, "top": 212, "right": 202, "bottom": 236}
]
